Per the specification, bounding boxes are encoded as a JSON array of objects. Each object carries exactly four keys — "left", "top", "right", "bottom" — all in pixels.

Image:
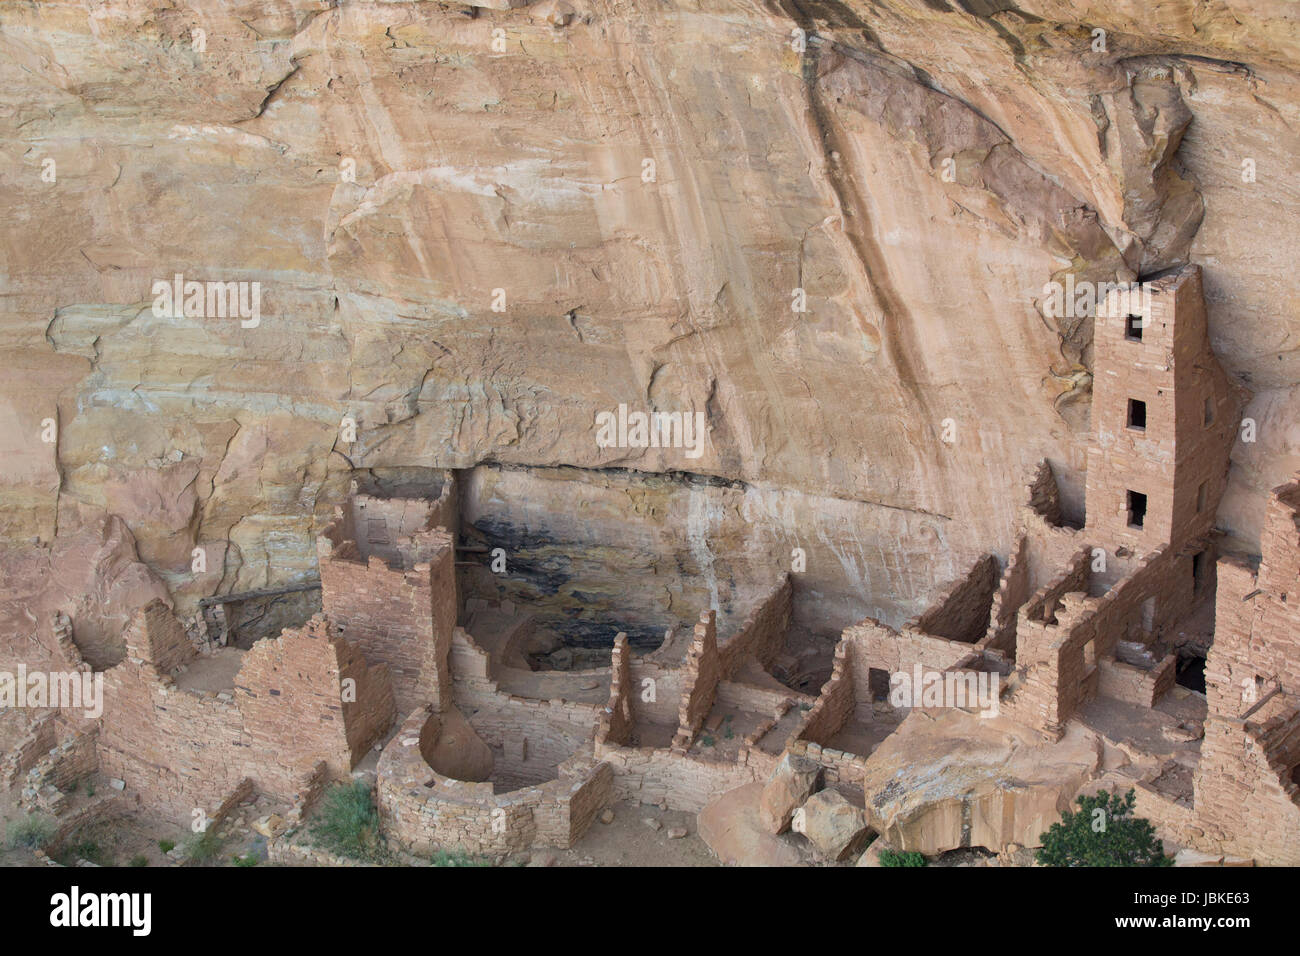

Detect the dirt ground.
[
  {"left": 3, "top": 784, "right": 1011, "bottom": 867},
  {"left": 513, "top": 799, "right": 720, "bottom": 867},
  {"left": 0, "top": 775, "right": 275, "bottom": 868}
]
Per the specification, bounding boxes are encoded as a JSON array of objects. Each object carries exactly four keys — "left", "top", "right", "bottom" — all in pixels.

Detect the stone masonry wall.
[
  {"left": 842, "top": 619, "right": 977, "bottom": 707},
  {"left": 1026, "top": 459, "right": 1065, "bottom": 527},
  {"left": 716, "top": 575, "right": 794, "bottom": 676},
  {"left": 0, "top": 710, "right": 59, "bottom": 789},
  {"left": 123, "top": 599, "right": 197, "bottom": 676},
  {"left": 1194, "top": 695, "right": 1300, "bottom": 865},
  {"left": 239, "top": 616, "right": 395, "bottom": 779},
  {"left": 1084, "top": 266, "right": 1240, "bottom": 556},
  {"left": 1191, "top": 477, "right": 1300, "bottom": 864},
  {"left": 672, "top": 610, "right": 719, "bottom": 750},
  {"left": 594, "top": 739, "right": 768, "bottom": 813},
  {"left": 1008, "top": 544, "right": 1200, "bottom": 735},
  {"left": 98, "top": 612, "right": 394, "bottom": 824},
  {"left": 794, "top": 637, "right": 857, "bottom": 744},
  {"left": 912, "top": 554, "right": 999, "bottom": 644},
  {"left": 596, "top": 632, "right": 634, "bottom": 746},
  {"left": 982, "top": 536, "right": 1030, "bottom": 655},
  {"left": 449, "top": 647, "right": 602, "bottom": 791},
  {"left": 319, "top": 523, "right": 456, "bottom": 715},
  {"left": 378, "top": 707, "right": 613, "bottom": 855},
  {"left": 1096, "top": 654, "right": 1176, "bottom": 708}
]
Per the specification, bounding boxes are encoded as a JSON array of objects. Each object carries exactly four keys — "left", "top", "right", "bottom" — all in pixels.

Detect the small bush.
[
  {"left": 6, "top": 814, "right": 56, "bottom": 850},
  {"left": 232, "top": 853, "right": 259, "bottom": 867},
  {"left": 430, "top": 849, "right": 490, "bottom": 867},
  {"left": 1036, "top": 789, "right": 1172, "bottom": 867},
  {"left": 158, "top": 839, "right": 175, "bottom": 854},
  {"left": 63, "top": 839, "right": 109, "bottom": 866},
  {"left": 128, "top": 854, "right": 149, "bottom": 868},
  {"left": 878, "top": 849, "right": 927, "bottom": 867},
  {"left": 183, "top": 827, "right": 223, "bottom": 864},
  {"left": 310, "top": 780, "right": 384, "bottom": 861}
]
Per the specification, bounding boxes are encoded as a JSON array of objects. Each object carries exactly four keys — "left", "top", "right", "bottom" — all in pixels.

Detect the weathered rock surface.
[
  {"left": 855, "top": 838, "right": 885, "bottom": 867},
  {"left": 698, "top": 782, "right": 805, "bottom": 867},
  {"left": 0, "top": 515, "right": 172, "bottom": 672},
  {"left": 861, "top": 709, "right": 1101, "bottom": 855},
  {"left": 797, "top": 788, "right": 870, "bottom": 861},
  {"left": 1, "top": 1, "right": 1296, "bottom": 645},
  {"left": 759, "top": 751, "right": 823, "bottom": 834}
]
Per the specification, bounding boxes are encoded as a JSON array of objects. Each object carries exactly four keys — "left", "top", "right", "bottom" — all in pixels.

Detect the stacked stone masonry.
[{"left": 10, "top": 265, "right": 1299, "bottom": 864}]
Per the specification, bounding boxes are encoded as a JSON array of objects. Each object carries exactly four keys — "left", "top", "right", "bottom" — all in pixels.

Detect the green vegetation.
[
  {"left": 128, "top": 854, "right": 149, "bottom": 867},
  {"left": 1036, "top": 789, "right": 1173, "bottom": 867},
  {"left": 430, "top": 849, "right": 491, "bottom": 867},
  {"left": 878, "top": 849, "right": 928, "bottom": 867},
  {"left": 232, "top": 853, "right": 259, "bottom": 867},
  {"left": 310, "top": 780, "right": 385, "bottom": 862},
  {"left": 6, "top": 814, "right": 55, "bottom": 850},
  {"left": 157, "top": 839, "right": 175, "bottom": 853},
  {"left": 183, "top": 827, "right": 224, "bottom": 864},
  {"left": 60, "top": 839, "right": 109, "bottom": 866}
]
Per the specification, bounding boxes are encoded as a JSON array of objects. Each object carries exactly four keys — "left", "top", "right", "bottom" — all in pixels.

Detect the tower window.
[
  {"left": 1127, "top": 399, "right": 1147, "bottom": 430},
  {"left": 1127, "top": 490, "right": 1147, "bottom": 530},
  {"left": 1125, "top": 315, "right": 1144, "bottom": 342},
  {"left": 1204, "top": 396, "right": 1215, "bottom": 426},
  {"left": 1197, "top": 480, "right": 1208, "bottom": 513}
]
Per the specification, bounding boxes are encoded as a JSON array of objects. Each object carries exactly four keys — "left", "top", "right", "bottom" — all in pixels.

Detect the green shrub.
[
  {"left": 232, "top": 853, "right": 259, "bottom": 867},
  {"left": 430, "top": 849, "right": 490, "bottom": 867},
  {"left": 6, "top": 814, "right": 56, "bottom": 850},
  {"left": 310, "top": 780, "right": 384, "bottom": 861},
  {"left": 183, "top": 827, "right": 223, "bottom": 864},
  {"left": 878, "top": 849, "right": 927, "bottom": 867},
  {"left": 158, "top": 839, "right": 175, "bottom": 854},
  {"left": 128, "top": 854, "right": 149, "bottom": 868},
  {"left": 63, "top": 839, "right": 108, "bottom": 866},
  {"left": 1036, "top": 789, "right": 1172, "bottom": 867}
]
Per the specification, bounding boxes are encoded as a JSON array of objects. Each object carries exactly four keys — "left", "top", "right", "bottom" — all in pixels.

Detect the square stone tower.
[{"left": 1083, "top": 266, "right": 1238, "bottom": 554}]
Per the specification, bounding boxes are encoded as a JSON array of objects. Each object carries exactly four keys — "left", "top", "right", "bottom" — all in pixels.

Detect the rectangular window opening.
[
  {"left": 1125, "top": 315, "right": 1144, "bottom": 342},
  {"left": 1127, "top": 490, "right": 1147, "bottom": 530},
  {"left": 1127, "top": 398, "right": 1147, "bottom": 431},
  {"left": 1204, "top": 396, "right": 1215, "bottom": 427}
]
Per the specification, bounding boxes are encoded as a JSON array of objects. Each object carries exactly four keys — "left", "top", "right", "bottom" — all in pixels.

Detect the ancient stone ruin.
[
  {"left": 3, "top": 267, "right": 1297, "bottom": 869},
  {"left": 2, "top": 0, "right": 1298, "bottom": 885}
]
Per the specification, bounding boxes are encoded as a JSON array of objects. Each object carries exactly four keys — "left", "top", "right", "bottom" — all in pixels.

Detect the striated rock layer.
[{"left": 1, "top": 1, "right": 1297, "bottom": 638}]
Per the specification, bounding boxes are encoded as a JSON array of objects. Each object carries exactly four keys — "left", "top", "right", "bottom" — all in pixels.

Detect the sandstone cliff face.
[{"left": 1, "top": 1, "right": 1296, "bottom": 636}]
